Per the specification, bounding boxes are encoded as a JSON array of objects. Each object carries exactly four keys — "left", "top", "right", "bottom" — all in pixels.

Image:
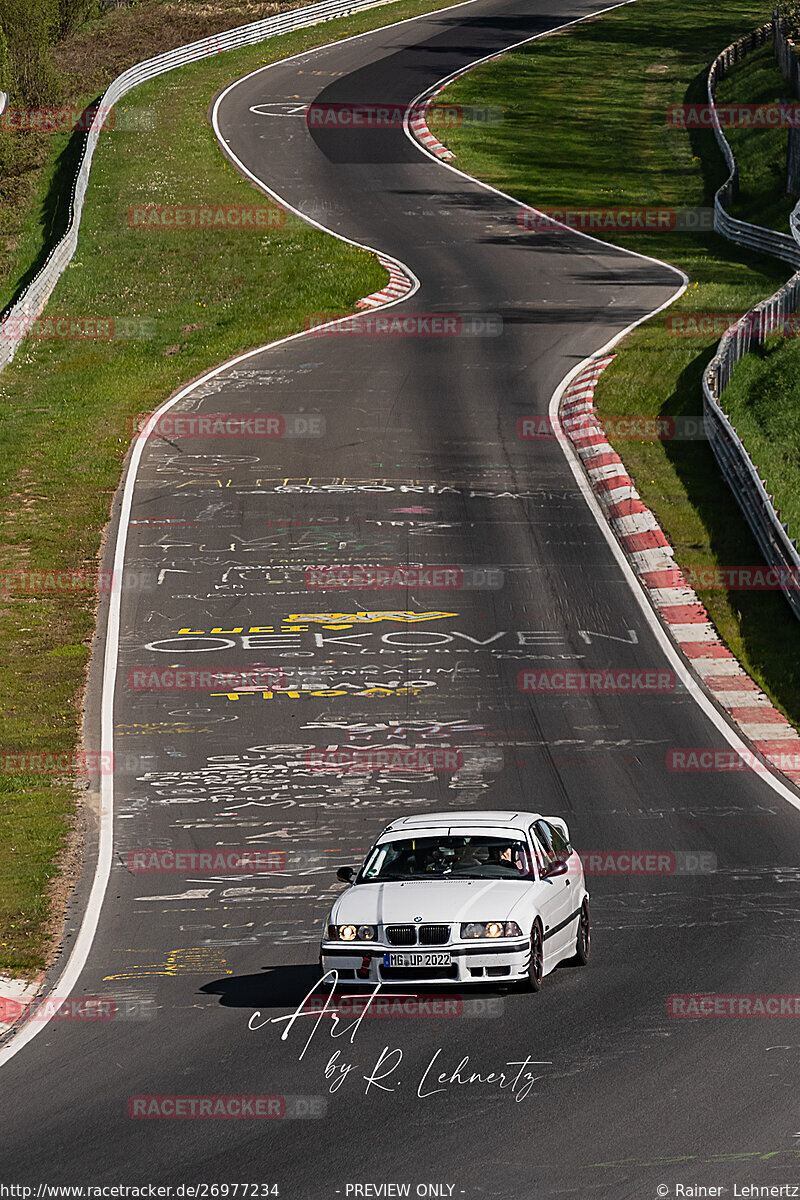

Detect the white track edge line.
[
  {"left": 400, "top": 3, "right": 800, "bottom": 812},
  {"left": 550, "top": 354, "right": 800, "bottom": 815},
  {"left": 0, "top": 0, "right": 506, "bottom": 1069},
  {"left": 401, "top": 0, "right": 697, "bottom": 268},
  {"left": 6, "top": 0, "right": 785, "bottom": 1068}
]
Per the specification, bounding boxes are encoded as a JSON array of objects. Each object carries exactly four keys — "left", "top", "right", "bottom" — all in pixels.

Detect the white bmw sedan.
[{"left": 320, "top": 811, "right": 589, "bottom": 990}]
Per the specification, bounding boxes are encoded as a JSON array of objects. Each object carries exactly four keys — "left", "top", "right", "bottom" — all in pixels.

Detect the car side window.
[
  {"left": 361, "top": 844, "right": 389, "bottom": 879},
  {"left": 528, "top": 826, "right": 549, "bottom": 874},
  {"left": 533, "top": 820, "right": 564, "bottom": 867},
  {"left": 542, "top": 820, "right": 571, "bottom": 862}
]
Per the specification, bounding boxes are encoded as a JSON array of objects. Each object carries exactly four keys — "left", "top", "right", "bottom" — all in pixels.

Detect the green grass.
[
  {"left": 0, "top": 129, "right": 65, "bottom": 309},
  {"left": 710, "top": 43, "right": 800, "bottom": 558},
  {"left": 0, "top": 0, "right": 468, "bottom": 977},
  {"left": 441, "top": 0, "right": 800, "bottom": 723},
  {"left": 722, "top": 334, "right": 800, "bottom": 538},
  {"left": 0, "top": 0, "right": 334, "bottom": 308}
]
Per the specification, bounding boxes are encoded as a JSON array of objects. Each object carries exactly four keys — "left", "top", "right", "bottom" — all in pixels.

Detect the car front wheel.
[
  {"left": 573, "top": 898, "right": 590, "bottom": 965},
  {"left": 524, "top": 920, "right": 544, "bottom": 992}
]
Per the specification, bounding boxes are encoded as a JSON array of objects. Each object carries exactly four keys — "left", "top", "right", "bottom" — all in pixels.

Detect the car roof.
[{"left": 382, "top": 810, "right": 543, "bottom": 832}]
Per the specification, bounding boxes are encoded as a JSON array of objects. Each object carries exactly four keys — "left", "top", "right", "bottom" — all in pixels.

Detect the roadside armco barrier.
[
  {"left": 703, "top": 19, "right": 800, "bottom": 621},
  {"left": 0, "top": 0, "right": 401, "bottom": 373},
  {"left": 8, "top": 6, "right": 800, "bottom": 624}
]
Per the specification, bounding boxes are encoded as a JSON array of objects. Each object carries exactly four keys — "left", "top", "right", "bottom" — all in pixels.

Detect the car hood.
[{"left": 330, "top": 879, "right": 531, "bottom": 926}]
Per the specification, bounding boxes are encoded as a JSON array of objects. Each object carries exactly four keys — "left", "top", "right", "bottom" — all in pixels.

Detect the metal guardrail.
[
  {"left": 8, "top": 5, "right": 800, "bottom": 619},
  {"left": 0, "top": 0, "right": 395, "bottom": 371},
  {"left": 709, "top": 24, "right": 800, "bottom": 267},
  {"left": 703, "top": 21, "right": 800, "bottom": 619}
]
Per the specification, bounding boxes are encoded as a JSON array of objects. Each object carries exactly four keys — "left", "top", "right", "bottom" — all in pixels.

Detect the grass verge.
[
  {"left": 0, "top": 0, "right": 468, "bottom": 977},
  {"left": 712, "top": 45, "right": 800, "bottom": 551},
  {"left": 714, "top": 42, "right": 796, "bottom": 231},
  {"left": 722, "top": 334, "right": 800, "bottom": 541},
  {"left": 1, "top": 0, "right": 323, "bottom": 306},
  {"left": 440, "top": 0, "right": 800, "bottom": 723}
]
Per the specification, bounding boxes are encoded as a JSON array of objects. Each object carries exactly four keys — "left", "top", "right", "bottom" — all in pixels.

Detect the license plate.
[{"left": 383, "top": 952, "right": 452, "bottom": 968}]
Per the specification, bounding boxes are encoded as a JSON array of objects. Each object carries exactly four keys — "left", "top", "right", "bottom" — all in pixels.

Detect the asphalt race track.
[{"left": 2, "top": 1, "right": 800, "bottom": 1195}]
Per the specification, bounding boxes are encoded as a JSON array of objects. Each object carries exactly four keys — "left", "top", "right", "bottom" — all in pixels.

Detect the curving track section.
[{"left": 2, "top": 1, "right": 800, "bottom": 1196}]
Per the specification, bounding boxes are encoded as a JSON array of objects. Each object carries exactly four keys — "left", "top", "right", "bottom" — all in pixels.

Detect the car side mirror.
[
  {"left": 541, "top": 860, "right": 569, "bottom": 879},
  {"left": 336, "top": 865, "right": 355, "bottom": 884}
]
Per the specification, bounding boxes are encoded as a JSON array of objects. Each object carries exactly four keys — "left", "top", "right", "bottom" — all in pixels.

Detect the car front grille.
[
  {"left": 385, "top": 925, "right": 417, "bottom": 945},
  {"left": 419, "top": 924, "right": 450, "bottom": 945},
  {"left": 385, "top": 924, "right": 451, "bottom": 945}
]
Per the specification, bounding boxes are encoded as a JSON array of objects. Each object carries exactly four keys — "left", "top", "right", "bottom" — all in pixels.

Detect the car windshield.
[{"left": 358, "top": 835, "right": 533, "bottom": 882}]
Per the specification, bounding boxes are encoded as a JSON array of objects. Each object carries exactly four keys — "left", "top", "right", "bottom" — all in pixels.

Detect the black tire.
[
  {"left": 573, "top": 898, "right": 590, "bottom": 965},
  {"left": 525, "top": 920, "right": 544, "bottom": 992}
]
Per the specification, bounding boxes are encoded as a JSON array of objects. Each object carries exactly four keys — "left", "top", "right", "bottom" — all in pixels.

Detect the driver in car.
[{"left": 493, "top": 842, "right": 529, "bottom": 873}]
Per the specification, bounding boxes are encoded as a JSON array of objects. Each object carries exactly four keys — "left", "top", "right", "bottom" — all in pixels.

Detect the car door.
[{"left": 530, "top": 821, "right": 576, "bottom": 958}]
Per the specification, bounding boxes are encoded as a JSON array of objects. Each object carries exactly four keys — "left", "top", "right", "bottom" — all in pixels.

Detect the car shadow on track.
[{"left": 199, "top": 964, "right": 515, "bottom": 1012}]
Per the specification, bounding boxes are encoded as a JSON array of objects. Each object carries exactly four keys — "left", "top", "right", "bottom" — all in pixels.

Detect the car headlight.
[
  {"left": 460, "top": 921, "right": 522, "bottom": 939},
  {"left": 327, "top": 924, "right": 377, "bottom": 941}
]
